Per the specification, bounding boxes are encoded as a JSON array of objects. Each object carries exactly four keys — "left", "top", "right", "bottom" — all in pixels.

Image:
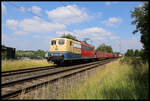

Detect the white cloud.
[
  {"left": 6, "top": 16, "right": 66, "bottom": 35},
  {"left": 2, "top": 3, "right": 7, "bottom": 14},
  {"left": 46, "top": 5, "right": 89, "bottom": 24},
  {"left": 101, "top": 17, "right": 122, "bottom": 27},
  {"left": 109, "top": 17, "right": 122, "bottom": 23},
  {"left": 74, "top": 27, "right": 115, "bottom": 46},
  {"left": 31, "top": 6, "right": 41, "bottom": 15},
  {"left": 74, "top": 27, "right": 111, "bottom": 38},
  {"left": 19, "top": 6, "right": 42, "bottom": 15},
  {"left": 6, "top": 20, "right": 19, "bottom": 31}
]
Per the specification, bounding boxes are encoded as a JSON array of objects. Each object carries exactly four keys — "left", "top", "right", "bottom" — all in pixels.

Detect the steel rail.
[{"left": 1, "top": 65, "right": 57, "bottom": 76}]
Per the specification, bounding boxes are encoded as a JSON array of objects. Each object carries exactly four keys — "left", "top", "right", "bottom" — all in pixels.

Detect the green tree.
[
  {"left": 131, "top": 2, "right": 149, "bottom": 60},
  {"left": 33, "top": 49, "right": 46, "bottom": 58},
  {"left": 134, "top": 49, "right": 140, "bottom": 57},
  {"left": 61, "top": 33, "right": 78, "bottom": 41},
  {"left": 96, "top": 43, "right": 113, "bottom": 53},
  {"left": 15, "top": 49, "right": 46, "bottom": 59},
  {"left": 125, "top": 49, "right": 134, "bottom": 57}
]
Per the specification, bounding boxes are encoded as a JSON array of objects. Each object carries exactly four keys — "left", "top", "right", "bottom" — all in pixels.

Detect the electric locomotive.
[{"left": 46, "top": 38, "right": 95, "bottom": 64}]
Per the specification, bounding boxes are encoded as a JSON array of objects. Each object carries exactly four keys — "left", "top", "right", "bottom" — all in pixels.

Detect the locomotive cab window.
[
  {"left": 59, "top": 40, "right": 65, "bottom": 45},
  {"left": 51, "top": 40, "right": 56, "bottom": 45}
]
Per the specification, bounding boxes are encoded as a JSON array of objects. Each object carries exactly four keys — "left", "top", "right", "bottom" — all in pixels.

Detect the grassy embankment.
[
  {"left": 1, "top": 59, "right": 53, "bottom": 72},
  {"left": 17, "top": 57, "right": 148, "bottom": 99},
  {"left": 63, "top": 57, "right": 148, "bottom": 99}
]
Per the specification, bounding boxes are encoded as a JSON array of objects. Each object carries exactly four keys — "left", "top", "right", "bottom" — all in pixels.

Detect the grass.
[
  {"left": 15, "top": 57, "right": 148, "bottom": 100},
  {"left": 63, "top": 58, "right": 149, "bottom": 99},
  {"left": 1, "top": 59, "right": 53, "bottom": 72}
]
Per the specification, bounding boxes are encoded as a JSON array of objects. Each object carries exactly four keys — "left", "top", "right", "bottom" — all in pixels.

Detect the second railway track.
[
  {"left": 1, "top": 58, "right": 117, "bottom": 99},
  {"left": 2, "top": 65, "right": 57, "bottom": 76}
]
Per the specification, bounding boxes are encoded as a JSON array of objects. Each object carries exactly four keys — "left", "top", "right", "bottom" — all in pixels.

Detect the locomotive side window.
[
  {"left": 74, "top": 43, "right": 81, "bottom": 48},
  {"left": 51, "top": 40, "right": 56, "bottom": 45},
  {"left": 59, "top": 40, "right": 65, "bottom": 45},
  {"left": 70, "top": 41, "right": 72, "bottom": 46}
]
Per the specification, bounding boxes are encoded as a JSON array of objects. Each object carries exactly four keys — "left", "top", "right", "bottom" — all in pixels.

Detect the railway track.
[
  {"left": 1, "top": 58, "right": 117, "bottom": 99},
  {"left": 2, "top": 65, "right": 57, "bottom": 76}
]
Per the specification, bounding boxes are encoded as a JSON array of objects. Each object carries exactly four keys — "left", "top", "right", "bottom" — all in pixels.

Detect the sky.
[{"left": 2, "top": 1, "right": 144, "bottom": 53}]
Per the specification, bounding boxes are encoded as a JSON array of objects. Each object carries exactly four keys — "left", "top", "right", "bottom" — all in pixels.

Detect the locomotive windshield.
[
  {"left": 59, "top": 40, "right": 65, "bottom": 45},
  {"left": 51, "top": 40, "right": 56, "bottom": 45}
]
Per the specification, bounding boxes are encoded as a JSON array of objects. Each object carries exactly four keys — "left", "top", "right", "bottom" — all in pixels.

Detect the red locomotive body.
[{"left": 80, "top": 42, "right": 96, "bottom": 59}]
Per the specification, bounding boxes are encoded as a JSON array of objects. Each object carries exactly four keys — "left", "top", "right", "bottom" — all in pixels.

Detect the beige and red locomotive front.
[
  {"left": 47, "top": 38, "right": 81, "bottom": 64},
  {"left": 47, "top": 38, "right": 96, "bottom": 64}
]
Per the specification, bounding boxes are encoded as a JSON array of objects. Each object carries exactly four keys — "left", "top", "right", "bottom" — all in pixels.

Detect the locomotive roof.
[
  {"left": 50, "top": 38, "right": 80, "bottom": 43},
  {"left": 51, "top": 38, "right": 94, "bottom": 48}
]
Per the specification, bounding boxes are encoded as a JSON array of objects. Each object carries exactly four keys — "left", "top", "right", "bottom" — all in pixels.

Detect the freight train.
[{"left": 46, "top": 38, "right": 119, "bottom": 64}]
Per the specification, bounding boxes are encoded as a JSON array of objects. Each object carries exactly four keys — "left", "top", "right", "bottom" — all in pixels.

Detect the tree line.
[
  {"left": 15, "top": 49, "right": 46, "bottom": 59},
  {"left": 96, "top": 43, "right": 113, "bottom": 53},
  {"left": 125, "top": 49, "right": 143, "bottom": 57}
]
